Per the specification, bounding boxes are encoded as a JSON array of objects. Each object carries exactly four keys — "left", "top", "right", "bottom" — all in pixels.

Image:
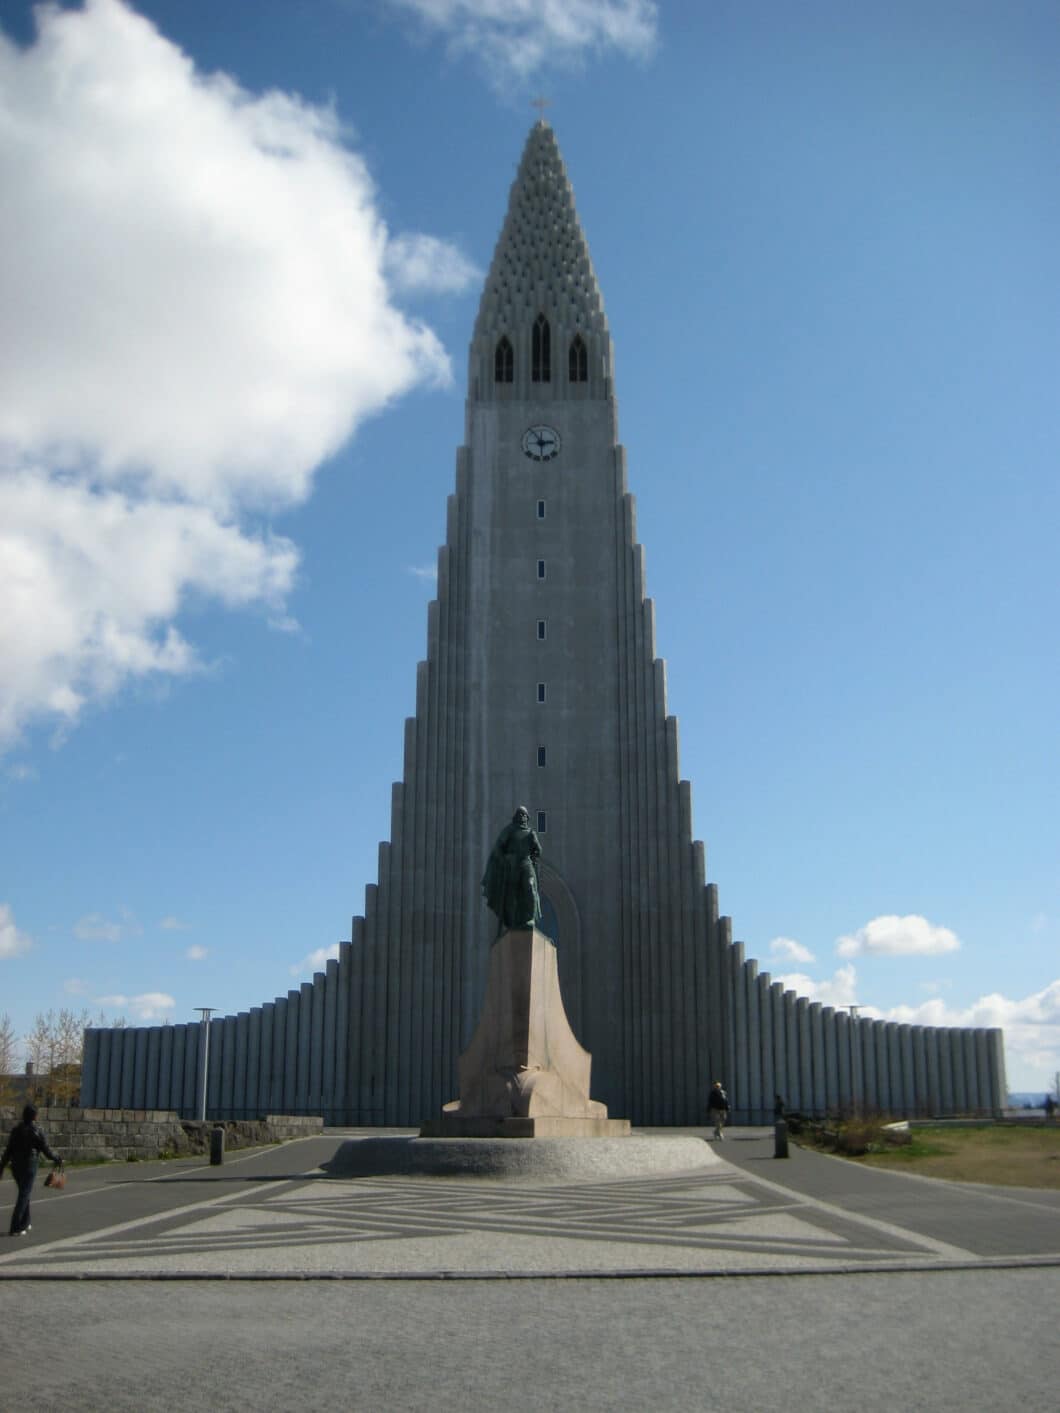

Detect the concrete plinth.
[
  {"left": 420, "top": 1116, "right": 631, "bottom": 1138},
  {"left": 422, "top": 926, "right": 626, "bottom": 1137}
]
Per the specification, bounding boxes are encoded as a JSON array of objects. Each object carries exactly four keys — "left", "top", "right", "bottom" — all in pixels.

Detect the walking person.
[
  {"left": 0, "top": 1104, "right": 62, "bottom": 1237},
  {"left": 707, "top": 1080, "right": 730, "bottom": 1140}
]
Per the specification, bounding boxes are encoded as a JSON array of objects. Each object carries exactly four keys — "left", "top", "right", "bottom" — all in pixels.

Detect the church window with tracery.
[
  {"left": 569, "top": 335, "right": 587, "bottom": 383},
  {"left": 532, "top": 314, "right": 551, "bottom": 382},
  {"left": 494, "top": 336, "right": 513, "bottom": 383}
]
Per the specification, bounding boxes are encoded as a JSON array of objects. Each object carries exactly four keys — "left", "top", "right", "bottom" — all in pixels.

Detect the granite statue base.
[{"left": 421, "top": 925, "right": 628, "bottom": 1139}]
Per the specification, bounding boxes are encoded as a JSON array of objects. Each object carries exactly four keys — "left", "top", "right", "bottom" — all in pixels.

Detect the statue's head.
[{"left": 512, "top": 806, "right": 529, "bottom": 827}]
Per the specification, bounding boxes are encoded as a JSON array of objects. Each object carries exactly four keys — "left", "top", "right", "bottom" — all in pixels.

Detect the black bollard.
[
  {"left": 210, "top": 1125, "right": 225, "bottom": 1165},
  {"left": 773, "top": 1119, "right": 789, "bottom": 1159}
]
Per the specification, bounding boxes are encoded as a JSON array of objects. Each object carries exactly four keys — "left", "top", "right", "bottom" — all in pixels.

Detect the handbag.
[{"left": 44, "top": 1164, "right": 66, "bottom": 1190}]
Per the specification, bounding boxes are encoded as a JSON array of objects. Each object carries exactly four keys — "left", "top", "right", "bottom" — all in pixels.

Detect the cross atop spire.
[{"left": 530, "top": 95, "right": 551, "bottom": 123}]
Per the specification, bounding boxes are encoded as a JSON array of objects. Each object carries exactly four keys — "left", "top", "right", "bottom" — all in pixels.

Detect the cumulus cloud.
[
  {"left": 836, "top": 914, "right": 960, "bottom": 959},
  {"left": 184, "top": 944, "right": 209, "bottom": 961},
  {"left": 0, "top": 0, "right": 463, "bottom": 752},
  {"left": 0, "top": 903, "right": 33, "bottom": 960},
  {"left": 290, "top": 943, "right": 341, "bottom": 977},
  {"left": 386, "top": 234, "right": 480, "bottom": 294},
  {"left": 159, "top": 916, "right": 191, "bottom": 931},
  {"left": 74, "top": 907, "right": 142, "bottom": 943},
  {"left": 94, "top": 991, "right": 175, "bottom": 1020},
  {"left": 775, "top": 964, "right": 859, "bottom": 1011},
  {"left": 769, "top": 936, "right": 815, "bottom": 965},
  {"left": 384, "top": 0, "right": 658, "bottom": 85}
]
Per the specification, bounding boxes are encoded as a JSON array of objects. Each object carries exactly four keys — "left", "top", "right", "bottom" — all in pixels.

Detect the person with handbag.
[{"left": 0, "top": 1103, "right": 62, "bottom": 1236}]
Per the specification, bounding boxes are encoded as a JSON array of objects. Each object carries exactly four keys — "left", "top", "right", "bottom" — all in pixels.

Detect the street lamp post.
[{"left": 195, "top": 1008, "right": 214, "bottom": 1122}]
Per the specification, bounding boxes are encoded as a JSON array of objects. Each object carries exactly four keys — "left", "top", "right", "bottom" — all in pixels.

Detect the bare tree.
[
  {"left": 25, "top": 1008, "right": 93, "bottom": 1104},
  {"left": 0, "top": 1013, "right": 19, "bottom": 1106}
]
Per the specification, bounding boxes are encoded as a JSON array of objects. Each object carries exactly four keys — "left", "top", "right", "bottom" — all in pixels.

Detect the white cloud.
[
  {"left": 64, "top": 978, "right": 90, "bottom": 995},
  {"left": 5, "top": 762, "right": 37, "bottom": 782},
  {"left": 185, "top": 944, "right": 209, "bottom": 961},
  {"left": 775, "top": 964, "right": 859, "bottom": 1011},
  {"left": 0, "top": 0, "right": 459, "bottom": 753},
  {"left": 386, "top": 234, "right": 480, "bottom": 294},
  {"left": 384, "top": 0, "right": 658, "bottom": 85},
  {"left": 0, "top": 903, "right": 33, "bottom": 960},
  {"left": 159, "top": 916, "right": 191, "bottom": 931},
  {"left": 836, "top": 914, "right": 960, "bottom": 959},
  {"left": 74, "top": 907, "right": 142, "bottom": 943},
  {"left": 94, "top": 991, "right": 175, "bottom": 1020},
  {"left": 290, "top": 943, "right": 341, "bottom": 977},
  {"left": 769, "top": 936, "right": 815, "bottom": 965},
  {"left": 407, "top": 562, "right": 439, "bottom": 583}
]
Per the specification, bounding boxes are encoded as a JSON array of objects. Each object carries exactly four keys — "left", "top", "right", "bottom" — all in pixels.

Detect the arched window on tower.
[
  {"left": 532, "top": 314, "right": 551, "bottom": 383},
  {"left": 569, "top": 334, "right": 588, "bottom": 383},
  {"left": 494, "top": 336, "right": 513, "bottom": 383}
]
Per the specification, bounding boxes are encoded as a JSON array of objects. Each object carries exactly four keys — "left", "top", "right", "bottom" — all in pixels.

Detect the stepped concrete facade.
[{"left": 81, "top": 122, "right": 1006, "bottom": 1124}]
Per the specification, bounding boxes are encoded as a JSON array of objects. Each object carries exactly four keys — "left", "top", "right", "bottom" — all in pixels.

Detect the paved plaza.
[{"left": 0, "top": 1128, "right": 1056, "bottom": 1409}]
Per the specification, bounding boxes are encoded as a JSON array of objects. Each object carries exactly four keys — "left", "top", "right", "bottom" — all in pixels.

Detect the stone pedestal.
[{"left": 420, "top": 927, "right": 630, "bottom": 1138}]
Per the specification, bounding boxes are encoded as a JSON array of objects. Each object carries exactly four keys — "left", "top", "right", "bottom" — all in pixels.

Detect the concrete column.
[
  {"left": 758, "top": 973, "right": 774, "bottom": 1124},
  {"left": 784, "top": 991, "right": 799, "bottom": 1109},
  {"left": 950, "top": 1028, "right": 968, "bottom": 1114},
  {"left": 234, "top": 1013, "right": 250, "bottom": 1118},
  {"left": 169, "top": 1025, "right": 186, "bottom": 1116},
  {"left": 219, "top": 1016, "right": 236, "bottom": 1119},
  {"left": 246, "top": 1008, "right": 262, "bottom": 1118},
  {"left": 797, "top": 998, "right": 812, "bottom": 1114},
  {"left": 206, "top": 1018, "right": 223, "bottom": 1115},
  {"left": 283, "top": 989, "right": 300, "bottom": 1113},
  {"left": 821, "top": 1007, "right": 838, "bottom": 1114},
  {"left": 886, "top": 1022, "right": 903, "bottom": 1114},
  {"left": 157, "top": 1026, "right": 173, "bottom": 1112},
  {"left": 119, "top": 1029, "right": 137, "bottom": 1109},
  {"left": 146, "top": 1028, "right": 162, "bottom": 1110},
  {"left": 727, "top": 933, "right": 744, "bottom": 1113},
  {"left": 130, "top": 1029, "right": 147, "bottom": 1109},
  {"left": 744, "top": 959, "right": 761, "bottom": 1123},
  {"left": 897, "top": 1024, "right": 913, "bottom": 1116},
  {"left": 835, "top": 1011, "right": 851, "bottom": 1113},
  {"left": 910, "top": 1026, "right": 927, "bottom": 1116},
  {"left": 963, "top": 1028, "right": 980, "bottom": 1113},
  {"left": 271, "top": 996, "right": 287, "bottom": 1115},
  {"left": 309, "top": 973, "right": 325, "bottom": 1112},
  {"left": 944, "top": 1028, "right": 961, "bottom": 1113},
  {"left": 297, "top": 981, "right": 313, "bottom": 1109},
  {"left": 986, "top": 1029, "right": 1007, "bottom": 1112},
  {"left": 860, "top": 1018, "right": 877, "bottom": 1111},
  {"left": 809, "top": 1003, "right": 826, "bottom": 1116},
  {"left": 333, "top": 943, "right": 351, "bottom": 1119},
  {"left": 771, "top": 982, "right": 787, "bottom": 1109},
  {"left": 81, "top": 1030, "right": 100, "bottom": 1108},
  {"left": 323, "top": 958, "right": 339, "bottom": 1119},
  {"left": 872, "top": 1022, "right": 888, "bottom": 1112},
  {"left": 182, "top": 1024, "right": 198, "bottom": 1119}
]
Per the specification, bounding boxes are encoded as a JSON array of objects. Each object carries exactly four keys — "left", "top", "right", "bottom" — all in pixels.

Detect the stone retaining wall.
[{"left": 0, "top": 1108, "right": 322, "bottom": 1163}]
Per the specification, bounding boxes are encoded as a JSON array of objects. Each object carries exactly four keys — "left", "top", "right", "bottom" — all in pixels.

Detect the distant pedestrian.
[
  {"left": 0, "top": 1104, "right": 62, "bottom": 1237},
  {"left": 1045, "top": 1095, "right": 1058, "bottom": 1121},
  {"left": 707, "top": 1081, "right": 730, "bottom": 1140},
  {"left": 773, "top": 1094, "right": 786, "bottom": 1121}
]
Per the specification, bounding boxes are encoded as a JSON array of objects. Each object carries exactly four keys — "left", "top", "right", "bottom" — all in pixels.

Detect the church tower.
[{"left": 81, "top": 123, "right": 1007, "bottom": 1127}]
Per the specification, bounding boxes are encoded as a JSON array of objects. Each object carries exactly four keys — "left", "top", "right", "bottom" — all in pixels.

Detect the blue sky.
[{"left": 0, "top": 0, "right": 1056, "bottom": 1095}]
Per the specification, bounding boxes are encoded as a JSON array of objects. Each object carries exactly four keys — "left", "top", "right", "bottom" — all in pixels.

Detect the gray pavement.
[{"left": 0, "top": 1128, "right": 1056, "bottom": 1410}]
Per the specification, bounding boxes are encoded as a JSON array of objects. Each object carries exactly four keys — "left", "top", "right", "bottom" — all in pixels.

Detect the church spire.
[{"left": 469, "top": 122, "right": 613, "bottom": 403}]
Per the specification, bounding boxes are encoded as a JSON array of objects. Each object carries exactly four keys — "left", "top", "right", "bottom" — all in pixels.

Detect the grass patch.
[{"left": 811, "top": 1122, "right": 1060, "bottom": 1189}]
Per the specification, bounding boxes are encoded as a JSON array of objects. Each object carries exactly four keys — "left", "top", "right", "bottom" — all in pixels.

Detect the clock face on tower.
[{"left": 521, "top": 425, "right": 561, "bottom": 462}]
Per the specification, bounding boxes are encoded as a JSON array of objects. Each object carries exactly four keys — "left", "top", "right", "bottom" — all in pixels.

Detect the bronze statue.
[{"left": 482, "top": 806, "right": 542, "bottom": 936}]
